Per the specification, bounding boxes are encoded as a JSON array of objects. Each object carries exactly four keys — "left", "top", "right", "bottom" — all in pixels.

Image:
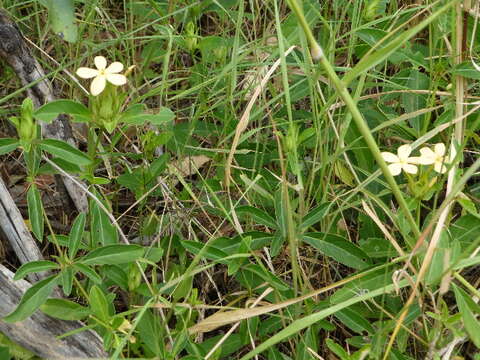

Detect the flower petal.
[
  {"left": 90, "top": 75, "right": 106, "bottom": 96},
  {"left": 76, "top": 67, "right": 98, "bottom": 79},
  {"left": 434, "top": 143, "right": 446, "bottom": 156},
  {"left": 418, "top": 147, "right": 436, "bottom": 164},
  {"left": 106, "top": 73, "right": 127, "bottom": 86},
  {"left": 94, "top": 56, "right": 107, "bottom": 70},
  {"left": 409, "top": 156, "right": 422, "bottom": 164},
  {"left": 387, "top": 163, "right": 402, "bottom": 176},
  {"left": 397, "top": 144, "right": 412, "bottom": 160},
  {"left": 403, "top": 163, "right": 418, "bottom": 174},
  {"left": 106, "top": 61, "right": 124, "bottom": 74},
  {"left": 381, "top": 152, "right": 399, "bottom": 163},
  {"left": 434, "top": 161, "right": 447, "bottom": 174}
]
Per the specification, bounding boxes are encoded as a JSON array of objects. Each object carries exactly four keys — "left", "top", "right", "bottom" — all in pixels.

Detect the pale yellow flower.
[
  {"left": 76, "top": 56, "right": 127, "bottom": 96},
  {"left": 417, "top": 143, "right": 448, "bottom": 174},
  {"left": 381, "top": 144, "right": 419, "bottom": 176}
]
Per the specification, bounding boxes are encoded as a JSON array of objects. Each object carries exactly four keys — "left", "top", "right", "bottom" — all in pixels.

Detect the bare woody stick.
[{"left": 0, "top": 10, "right": 88, "bottom": 213}]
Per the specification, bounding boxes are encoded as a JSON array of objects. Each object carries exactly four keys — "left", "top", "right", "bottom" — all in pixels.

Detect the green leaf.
[
  {"left": 61, "top": 266, "right": 74, "bottom": 296},
  {"left": 452, "top": 61, "right": 480, "bottom": 80},
  {"left": 335, "top": 307, "right": 375, "bottom": 334},
  {"left": 450, "top": 215, "right": 480, "bottom": 249},
  {"left": 103, "top": 265, "right": 128, "bottom": 290},
  {"left": 39, "top": 139, "right": 91, "bottom": 166},
  {"left": 0, "top": 138, "right": 19, "bottom": 155},
  {"left": 453, "top": 284, "right": 480, "bottom": 347},
  {"left": 401, "top": 69, "right": 429, "bottom": 133},
  {"left": 121, "top": 107, "right": 175, "bottom": 125},
  {"left": 3, "top": 275, "right": 58, "bottom": 322},
  {"left": 34, "top": 100, "right": 90, "bottom": 123},
  {"left": 0, "top": 347, "right": 10, "bottom": 360},
  {"left": 68, "top": 213, "right": 86, "bottom": 259},
  {"left": 274, "top": 189, "right": 288, "bottom": 237},
  {"left": 326, "top": 339, "right": 350, "bottom": 360},
  {"left": 40, "top": 298, "right": 90, "bottom": 321},
  {"left": 242, "top": 264, "right": 289, "bottom": 291},
  {"left": 79, "top": 244, "right": 144, "bottom": 266},
  {"left": 302, "top": 233, "right": 370, "bottom": 269},
  {"left": 45, "top": 0, "right": 77, "bottom": 43},
  {"left": 359, "top": 238, "right": 397, "bottom": 258},
  {"left": 330, "top": 269, "right": 393, "bottom": 304},
  {"left": 90, "top": 198, "right": 118, "bottom": 245},
  {"left": 89, "top": 285, "right": 110, "bottom": 322},
  {"left": 73, "top": 263, "right": 102, "bottom": 284},
  {"left": 27, "top": 185, "right": 44, "bottom": 242},
  {"left": 181, "top": 240, "right": 229, "bottom": 261},
  {"left": 13, "top": 260, "right": 59, "bottom": 281},
  {"left": 300, "top": 203, "right": 331, "bottom": 230},
  {"left": 457, "top": 197, "right": 478, "bottom": 217},
  {"left": 356, "top": 28, "right": 387, "bottom": 48},
  {"left": 149, "top": 154, "right": 170, "bottom": 179},
  {"left": 198, "top": 36, "right": 227, "bottom": 64},
  {"left": 236, "top": 206, "right": 278, "bottom": 229}
]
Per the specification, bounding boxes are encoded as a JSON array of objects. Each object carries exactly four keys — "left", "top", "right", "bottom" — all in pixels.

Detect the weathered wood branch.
[
  {"left": 0, "top": 9, "right": 88, "bottom": 213},
  {"left": 0, "top": 264, "right": 107, "bottom": 359},
  {"left": 0, "top": 177, "right": 43, "bottom": 283}
]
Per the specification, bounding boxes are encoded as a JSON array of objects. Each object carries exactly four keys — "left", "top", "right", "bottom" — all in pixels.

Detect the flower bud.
[
  {"left": 184, "top": 21, "right": 198, "bottom": 52},
  {"left": 92, "top": 83, "right": 123, "bottom": 133},
  {"left": 10, "top": 98, "right": 37, "bottom": 152}
]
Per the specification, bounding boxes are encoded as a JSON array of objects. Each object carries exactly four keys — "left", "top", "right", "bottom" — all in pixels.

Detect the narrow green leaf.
[
  {"left": 39, "top": 139, "right": 91, "bottom": 166},
  {"left": 452, "top": 61, "right": 480, "bottom": 80},
  {"left": 13, "top": 260, "right": 59, "bottom": 281},
  {"left": 27, "top": 185, "right": 44, "bottom": 242},
  {"left": 79, "top": 244, "right": 144, "bottom": 266},
  {"left": 236, "top": 206, "right": 278, "bottom": 229},
  {"left": 326, "top": 339, "right": 350, "bottom": 360},
  {"left": 303, "top": 233, "right": 370, "bottom": 269},
  {"left": 90, "top": 197, "right": 118, "bottom": 245},
  {"left": 242, "top": 264, "right": 289, "bottom": 291},
  {"left": 61, "top": 266, "right": 74, "bottom": 296},
  {"left": 0, "top": 138, "right": 19, "bottom": 155},
  {"left": 274, "top": 189, "right": 287, "bottom": 237},
  {"left": 335, "top": 307, "right": 375, "bottom": 334},
  {"left": 121, "top": 107, "right": 175, "bottom": 125},
  {"left": 40, "top": 298, "right": 90, "bottom": 321},
  {"left": 453, "top": 284, "right": 480, "bottom": 347},
  {"left": 73, "top": 263, "right": 102, "bottom": 284},
  {"left": 34, "top": 100, "right": 90, "bottom": 123},
  {"left": 181, "top": 240, "right": 229, "bottom": 261},
  {"left": 89, "top": 285, "right": 110, "bottom": 322},
  {"left": 68, "top": 213, "right": 86, "bottom": 259},
  {"left": 3, "top": 275, "right": 58, "bottom": 323},
  {"left": 300, "top": 203, "right": 331, "bottom": 230}
]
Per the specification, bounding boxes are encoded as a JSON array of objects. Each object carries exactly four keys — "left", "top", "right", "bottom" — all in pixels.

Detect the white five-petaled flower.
[
  {"left": 76, "top": 56, "right": 127, "bottom": 96},
  {"left": 381, "top": 144, "right": 419, "bottom": 176},
  {"left": 417, "top": 143, "right": 448, "bottom": 174}
]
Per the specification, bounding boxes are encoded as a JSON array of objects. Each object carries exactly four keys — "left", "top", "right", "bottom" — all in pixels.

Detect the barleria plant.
[{"left": 1, "top": 0, "right": 480, "bottom": 359}]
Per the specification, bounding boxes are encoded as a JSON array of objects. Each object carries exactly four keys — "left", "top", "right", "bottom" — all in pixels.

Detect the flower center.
[{"left": 98, "top": 69, "right": 106, "bottom": 76}]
